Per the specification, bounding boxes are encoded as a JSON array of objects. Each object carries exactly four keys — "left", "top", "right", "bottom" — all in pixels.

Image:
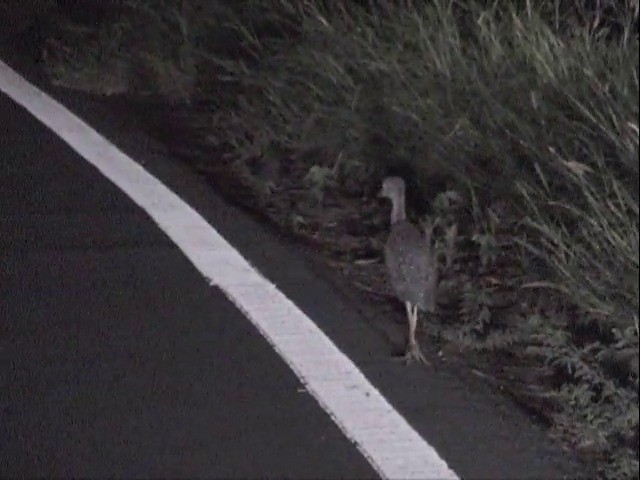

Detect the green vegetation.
[
  {"left": 0, "top": 0, "right": 54, "bottom": 43},
  {"left": 39, "top": 1, "right": 638, "bottom": 477}
]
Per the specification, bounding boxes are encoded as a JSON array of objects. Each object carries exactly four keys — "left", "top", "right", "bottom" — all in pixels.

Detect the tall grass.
[
  {"left": 207, "top": 0, "right": 638, "bottom": 329},
  {"left": 203, "top": 3, "right": 639, "bottom": 477},
  {"left": 42, "top": 0, "right": 639, "bottom": 477}
]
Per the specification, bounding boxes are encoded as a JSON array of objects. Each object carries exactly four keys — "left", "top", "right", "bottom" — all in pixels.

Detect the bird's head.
[{"left": 378, "top": 176, "right": 406, "bottom": 201}]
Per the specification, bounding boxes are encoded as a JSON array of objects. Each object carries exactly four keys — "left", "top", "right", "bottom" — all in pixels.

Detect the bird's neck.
[{"left": 391, "top": 197, "right": 406, "bottom": 224}]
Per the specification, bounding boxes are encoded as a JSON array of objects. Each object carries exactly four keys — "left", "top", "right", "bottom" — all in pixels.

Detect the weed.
[{"left": 41, "top": 1, "right": 639, "bottom": 476}]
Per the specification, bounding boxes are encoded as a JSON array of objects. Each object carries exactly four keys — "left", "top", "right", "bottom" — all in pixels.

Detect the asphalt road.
[
  {"left": 0, "top": 85, "right": 384, "bottom": 477},
  {"left": 0, "top": 45, "right": 589, "bottom": 479}
]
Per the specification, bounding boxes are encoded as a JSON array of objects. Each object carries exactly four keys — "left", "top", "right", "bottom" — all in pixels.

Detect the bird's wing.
[{"left": 384, "top": 223, "right": 430, "bottom": 302}]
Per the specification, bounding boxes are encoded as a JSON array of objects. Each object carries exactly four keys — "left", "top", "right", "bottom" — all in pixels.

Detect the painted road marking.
[{"left": 0, "top": 59, "right": 458, "bottom": 480}]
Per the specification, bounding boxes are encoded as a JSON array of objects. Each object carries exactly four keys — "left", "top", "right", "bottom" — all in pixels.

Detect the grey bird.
[{"left": 378, "top": 176, "right": 438, "bottom": 365}]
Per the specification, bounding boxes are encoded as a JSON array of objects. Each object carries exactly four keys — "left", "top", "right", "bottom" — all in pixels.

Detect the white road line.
[{"left": 0, "top": 60, "right": 459, "bottom": 480}]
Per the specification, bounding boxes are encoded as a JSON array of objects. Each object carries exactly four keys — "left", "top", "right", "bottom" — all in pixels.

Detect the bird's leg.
[
  {"left": 404, "top": 301, "right": 413, "bottom": 325},
  {"left": 404, "top": 304, "right": 429, "bottom": 365},
  {"left": 406, "top": 303, "right": 417, "bottom": 346},
  {"left": 391, "top": 303, "right": 429, "bottom": 366}
]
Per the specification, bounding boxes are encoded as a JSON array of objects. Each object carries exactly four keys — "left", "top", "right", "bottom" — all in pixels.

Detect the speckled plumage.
[
  {"left": 378, "top": 176, "right": 437, "bottom": 365},
  {"left": 383, "top": 220, "right": 430, "bottom": 311}
]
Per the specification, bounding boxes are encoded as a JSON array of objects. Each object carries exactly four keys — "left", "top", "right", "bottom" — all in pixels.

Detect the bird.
[{"left": 378, "top": 176, "right": 438, "bottom": 365}]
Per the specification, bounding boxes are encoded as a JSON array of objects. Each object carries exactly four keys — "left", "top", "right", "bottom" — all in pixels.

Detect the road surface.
[{"left": 0, "top": 50, "right": 587, "bottom": 479}]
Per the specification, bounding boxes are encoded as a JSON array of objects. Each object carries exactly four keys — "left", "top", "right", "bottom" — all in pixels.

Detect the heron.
[{"left": 378, "top": 176, "right": 438, "bottom": 365}]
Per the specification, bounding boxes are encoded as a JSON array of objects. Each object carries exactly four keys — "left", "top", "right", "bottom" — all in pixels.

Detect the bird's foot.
[
  {"left": 392, "top": 342, "right": 430, "bottom": 366},
  {"left": 403, "top": 341, "right": 430, "bottom": 366}
]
